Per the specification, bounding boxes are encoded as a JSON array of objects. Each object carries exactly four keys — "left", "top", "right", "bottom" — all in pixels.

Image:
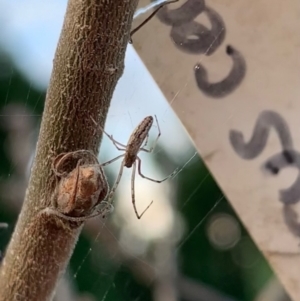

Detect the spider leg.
[
  {"left": 137, "top": 157, "right": 178, "bottom": 183},
  {"left": 101, "top": 154, "right": 125, "bottom": 167},
  {"left": 52, "top": 150, "right": 99, "bottom": 178},
  {"left": 140, "top": 115, "right": 161, "bottom": 153},
  {"left": 52, "top": 153, "right": 69, "bottom": 177},
  {"left": 90, "top": 116, "right": 126, "bottom": 150},
  {"left": 103, "top": 130, "right": 126, "bottom": 151},
  {"left": 143, "top": 134, "right": 149, "bottom": 148},
  {"left": 109, "top": 135, "right": 126, "bottom": 151},
  {"left": 106, "top": 161, "right": 125, "bottom": 205},
  {"left": 111, "top": 135, "right": 126, "bottom": 150},
  {"left": 43, "top": 201, "right": 114, "bottom": 222},
  {"left": 102, "top": 155, "right": 126, "bottom": 204},
  {"left": 131, "top": 161, "right": 153, "bottom": 219}
]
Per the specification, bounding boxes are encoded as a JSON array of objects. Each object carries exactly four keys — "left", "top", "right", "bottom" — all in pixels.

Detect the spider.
[{"left": 95, "top": 115, "right": 179, "bottom": 219}]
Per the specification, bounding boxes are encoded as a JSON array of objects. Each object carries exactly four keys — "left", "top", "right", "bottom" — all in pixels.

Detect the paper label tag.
[{"left": 133, "top": 0, "right": 300, "bottom": 299}]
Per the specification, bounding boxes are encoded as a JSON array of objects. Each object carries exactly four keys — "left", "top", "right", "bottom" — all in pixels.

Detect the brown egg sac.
[{"left": 55, "top": 163, "right": 109, "bottom": 217}]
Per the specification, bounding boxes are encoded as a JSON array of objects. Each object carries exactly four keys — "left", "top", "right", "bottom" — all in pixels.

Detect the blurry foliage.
[
  {"left": 177, "top": 161, "right": 273, "bottom": 300},
  {"left": 0, "top": 51, "right": 45, "bottom": 255},
  {"left": 0, "top": 50, "right": 274, "bottom": 301}
]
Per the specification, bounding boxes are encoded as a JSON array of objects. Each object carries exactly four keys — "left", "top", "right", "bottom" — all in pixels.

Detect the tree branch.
[{"left": 0, "top": 1, "right": 138, "bottom": 300}]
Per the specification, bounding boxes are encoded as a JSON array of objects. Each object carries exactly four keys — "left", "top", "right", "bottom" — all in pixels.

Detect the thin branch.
[{"left": 0, "top": 1, "right": 139, "bottom": 300}]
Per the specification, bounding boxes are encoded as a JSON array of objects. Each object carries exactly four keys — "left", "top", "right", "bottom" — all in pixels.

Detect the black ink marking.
[
  {"left": 262, "top": 150, "right": 300, "bottom": 204},
  {"left": 265, "top": 162, "right": 279, "bottom": 175},
  {"left": 170, "top": 7, "right": 226, "bottom": 55},
  {"left": 283, "top": 150, "right": 295, "bottom": 164},
  {"left": 229, "top": 108, "right": 300, "bottom": 234},
  {"left": 150, "top": 0, "right": 246, "bottom": 99},
  {"left": 229, "top": 110, "right": 294, "bottom": 160},
  {"left": 230, "top": 110, "right": 300, "bottom": 204},
  {"left": 283, "top": 205, "right": 300, "bottom": 237},
  {"left": 194, "top": 45, "right": 246, "bottom": 98},
  {"left": 151, "top": 0, "right": 205, "bottom": 26},
  {"left": 226, "top": 45, "right": 234, "bottom": 55}
]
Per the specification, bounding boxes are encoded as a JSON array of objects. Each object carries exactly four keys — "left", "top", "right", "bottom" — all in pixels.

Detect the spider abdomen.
[{"left": 124, "top": 116, "right": 153, "bottom": 167}]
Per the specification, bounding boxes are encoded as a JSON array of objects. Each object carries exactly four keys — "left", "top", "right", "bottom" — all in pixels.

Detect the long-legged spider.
[{"left": 95, "top": 115, "right": 179, "bottom": 219}]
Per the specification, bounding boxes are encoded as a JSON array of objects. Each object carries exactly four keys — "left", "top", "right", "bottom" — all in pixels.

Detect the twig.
[{"left": 0, "top": 0, "right": 139, "bottom": 300}]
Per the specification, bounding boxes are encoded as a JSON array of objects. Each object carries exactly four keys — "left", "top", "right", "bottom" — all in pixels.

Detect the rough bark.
[{"left": 0, "top": 0, "right": 138, "bottom": 300}]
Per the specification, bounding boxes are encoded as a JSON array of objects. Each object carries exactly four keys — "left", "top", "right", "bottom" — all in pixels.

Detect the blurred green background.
[{"left": 0, "top": 48, "right": 291, "bottom": 301}]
